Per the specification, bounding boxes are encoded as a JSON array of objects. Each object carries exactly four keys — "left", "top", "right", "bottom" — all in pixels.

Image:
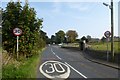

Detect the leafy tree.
[
  {"left": 55, "top": 30, "right": 65, "bottom": 44},
  {"left": 66, "top": 30, "right": 78, "bottom": 43},
  {"left": 101, "top": 36, "right": 106, "bottom": 43},
  {"left": 81, "top": 36, "right": 88, "bottom": 43},
  {"left": 75, "top": 39, "right": 80, "bottom": 43},
  {"left": 2, "top": 2, "right": 45, "bottom": 59},
  {"left": 86, "top": 35, "right": 91, "bottom": 42},
  {"left": 63, "top": 37, "right": 67, "bottom": 43},
  {"left": 2, "top": 2, "right": 22, "bottom": 54},
  {"left": 40, "top": 30, "right": 49, "bottom": 44},
  {"left": 46, "top": 36, "right": 51, "bottom": 44},
  {"left": 51, "top": 35, "right": 56, "bottom": 44}
]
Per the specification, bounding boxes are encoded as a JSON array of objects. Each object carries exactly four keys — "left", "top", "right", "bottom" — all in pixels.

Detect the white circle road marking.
[{"left": 39, "top": 61, "right": 70, "bottom": 79}]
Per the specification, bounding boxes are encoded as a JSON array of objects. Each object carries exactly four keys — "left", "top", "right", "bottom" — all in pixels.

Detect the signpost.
[
  {"left": 104, "top": 31, "right": 111, "bottom": 61},
  {"left": 13, "top": 28, "right": 22, "bottom": 59}
]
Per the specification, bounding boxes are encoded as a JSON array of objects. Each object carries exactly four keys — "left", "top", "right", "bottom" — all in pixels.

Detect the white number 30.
[{"left": 45, "top": 63, "right": 65, "bottom": 73}]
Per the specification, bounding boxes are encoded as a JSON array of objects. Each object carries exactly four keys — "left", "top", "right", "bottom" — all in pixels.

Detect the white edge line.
[{"left": 65, "top": 62, "right": 87, "bottom": 79}]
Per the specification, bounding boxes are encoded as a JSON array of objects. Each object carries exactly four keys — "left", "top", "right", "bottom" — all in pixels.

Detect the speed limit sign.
[
  {"left": 104, "top": 31, "right": 111, "bottom": 38},
  {"left": 13, "top": 28, "right": 22, "bottom": 36}
]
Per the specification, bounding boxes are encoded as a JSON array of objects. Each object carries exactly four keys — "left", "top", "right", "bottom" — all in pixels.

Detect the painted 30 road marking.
[{"left": 39, "top": 61, "right": 70, "bottom": 79}]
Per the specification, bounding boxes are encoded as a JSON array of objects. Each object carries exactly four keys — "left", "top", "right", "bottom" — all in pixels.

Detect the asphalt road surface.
[{"left": 37, "top": 45, "right": 119, "bottom": 79}]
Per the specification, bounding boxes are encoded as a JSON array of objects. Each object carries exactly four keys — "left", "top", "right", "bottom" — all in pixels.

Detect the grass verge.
[
  {"left": 2, "top": 48, "right": 45, "bottom": 78},
  {"left": 89, "top": 42, "right": 120, "bottom": 53}
]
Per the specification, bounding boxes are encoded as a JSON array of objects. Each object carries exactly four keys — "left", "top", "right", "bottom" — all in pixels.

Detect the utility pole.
[
  {"left": 111, "top": 0, "right": 114, "bottom": 61},
  {"left": 103, "top": 0, "right": 114, "bottom": 61}
]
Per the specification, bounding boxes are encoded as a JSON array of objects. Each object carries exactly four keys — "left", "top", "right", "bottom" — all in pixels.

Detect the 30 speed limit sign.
[{"left": 13, "top": 28, "right": 22, "bottom": 36}]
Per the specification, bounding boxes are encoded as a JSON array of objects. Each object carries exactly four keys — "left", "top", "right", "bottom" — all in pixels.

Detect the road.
[{"left": 37, "top": 45, "right": 119, "bottom": 79}]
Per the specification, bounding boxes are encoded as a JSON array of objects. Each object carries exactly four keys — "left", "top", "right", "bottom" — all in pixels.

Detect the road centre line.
[
  {"left": 56, "top": 55, "right": 62, "bottom": 60},
  {"left": 65, "top": 62, "right": 87, "bottom": 79},
  {"left": 51, "top": 48, "right": 62, "bottom": 60},
  {"left": 51, "top": 48, "right": 87, "bottom": 79},
  {"left": 51, "top": 48, "right": 55, "bottom": 55}
]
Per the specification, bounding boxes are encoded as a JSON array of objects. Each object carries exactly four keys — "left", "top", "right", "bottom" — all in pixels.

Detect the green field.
[
  {"left": 89, "top": 42, "right": 120, "bottom": 53},
  {"left": 61, "top": 42, "right": 120, "bottom": 54}
]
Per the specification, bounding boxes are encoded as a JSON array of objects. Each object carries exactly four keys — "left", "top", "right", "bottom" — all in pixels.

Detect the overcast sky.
[{"left": 1, "top": 0, "right": 119, "bottom": 38}]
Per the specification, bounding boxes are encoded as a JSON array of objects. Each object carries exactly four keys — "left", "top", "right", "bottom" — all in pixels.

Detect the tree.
[
  {"left": 81, "top": 36, "right": 88, "bottom": 43},
  {"left": 86, "top": 35, "right": 91, "bottom": 42},
  {"left": 2, "top": 2, "right": 23, "bottom": 54},
  {"left": 75, "top": 39, "right": 80, "bottom": 43},
  {"left": 55, "top": 30, "right": 65, "bottom": 44},
  {"left": 51, "top": 35, "right": 56, "bottom": 44},
  {"left": 46, "top": 36, "right": 51, "bottom": 44},
  {"left": 101, "top": 36, "right": 106, "bottom": 43},
  {"left": 66, "top": 30, "right": 78, "bottom": 43},
  {"left": 40, "top": 30, "right": 48, "bottom": 43},
  {"left": 2, "top": 2, "right": 44, "bottom": 59}
]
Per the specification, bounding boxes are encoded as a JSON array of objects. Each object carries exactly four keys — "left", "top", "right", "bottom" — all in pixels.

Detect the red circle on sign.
[
  {"left": 104, "top": 31, "right": 111, "bottom": 38},
  {"left": 13, "top": 28, "right": 22, "bottom": 36}
]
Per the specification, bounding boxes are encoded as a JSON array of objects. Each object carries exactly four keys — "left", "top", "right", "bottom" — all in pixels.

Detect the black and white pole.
[{"left": 13, "top": 28, "right": 22, "bottom": 59}]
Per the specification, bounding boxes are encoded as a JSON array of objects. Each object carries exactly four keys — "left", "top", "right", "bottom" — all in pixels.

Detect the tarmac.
[
  {"left": 61, "top": 46, "right": 120, "bottom": 70},
  {"left": 82, "top": 51, "right": 120, "bottom": 70}
]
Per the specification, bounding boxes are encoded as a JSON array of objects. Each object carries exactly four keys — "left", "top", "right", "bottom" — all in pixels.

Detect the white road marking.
[
  {"left": 51, "top": 48, "right": 62, "bottom": 60},
  {"left": 65, "top": 62, "right": 87, "bottom": 79},
  {"left": 39, "top": 61, "right": 70, "bottom": 79},
  {"left": 51, "top": 48, "right": 55, "bottom": 55},
  {"left": 53, "top": 63, "right": 65, "bottom": 73},
  {"left": 56, "top": 55, "right": 62, "bottom": 60},
  {"left": 51, "top": 47, "right": 87, "bottom": 79}
]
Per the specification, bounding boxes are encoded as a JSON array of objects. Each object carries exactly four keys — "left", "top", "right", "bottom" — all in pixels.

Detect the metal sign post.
[
  {"left": 106, "top": 38, "right": 109, "bottom": 61},
  {"left": 13, "top": 28, "right": 22, "bottom": 60},
  {"left": 17, "top": 36, "right": 19, "bottom": 59},
  {"left": 104, "top": 31, "right": 111, "bottom": 62}
]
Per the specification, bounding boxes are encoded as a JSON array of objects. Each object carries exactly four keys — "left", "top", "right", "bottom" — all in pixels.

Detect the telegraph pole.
[
  {"left": 103, "top": 0, "right": 114, "bottom": 61},
  {"left": 111, "top": 0, "right": 114, "bottom": 61}
]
